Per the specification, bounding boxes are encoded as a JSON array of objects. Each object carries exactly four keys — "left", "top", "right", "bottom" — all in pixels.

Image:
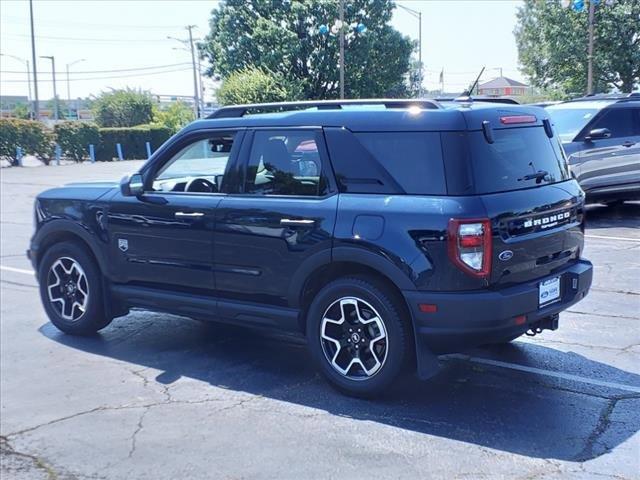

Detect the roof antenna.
[{"left": 461, "top": 66, "right": 486, "bottom": 98}]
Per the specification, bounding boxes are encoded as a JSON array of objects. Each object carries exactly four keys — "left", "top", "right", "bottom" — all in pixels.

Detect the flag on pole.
[{"left": 439, "top": 69, "right": 444, "bottom": 84}]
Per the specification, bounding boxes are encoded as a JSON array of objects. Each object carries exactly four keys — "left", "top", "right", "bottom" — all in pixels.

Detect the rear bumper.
[{"left": 403, "top": 259, "right": 593, "bottom": 354}]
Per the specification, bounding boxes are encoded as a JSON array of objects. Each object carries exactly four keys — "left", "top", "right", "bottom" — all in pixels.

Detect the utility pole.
[
  {"left": 29, "top": 0, "right": 40, "bottom": 119},
  {"left": 397, "top": 4, "right": 423, "bottom": 97},
  {"left": 186, "top": 25, "right": 200, "bottom": 118},
  {"left": 41, "top": 55, "right": 58, "bottom": 120},
  {"left": 339, "top": 0, "right": 345, "bottom": 99},
  {"left": 587, "top": 0, "right": 595, "bottom": 95}
]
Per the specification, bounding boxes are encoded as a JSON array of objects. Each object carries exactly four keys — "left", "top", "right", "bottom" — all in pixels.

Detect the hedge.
[
  {"left": 0, "top": 119, "right": 54, "bottom": 166},
  {"left": 96, "top": 125, "right": 172, "bottom": 161},
  {"left": 54, "top": 122, "right": 100, "bottom": 162}
]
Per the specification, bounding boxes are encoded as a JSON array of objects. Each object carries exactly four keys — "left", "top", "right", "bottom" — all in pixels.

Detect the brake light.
[
  {"left": 500, "top": 115, "right": 536, "bottom": 125},
  {"left": 447, "top": 218, "right": 492, "bottom": 278}
]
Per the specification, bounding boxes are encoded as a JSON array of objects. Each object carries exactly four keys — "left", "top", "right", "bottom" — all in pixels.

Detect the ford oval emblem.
[{"left": 499, "top": 250, "right": 513, "bottom": 261}]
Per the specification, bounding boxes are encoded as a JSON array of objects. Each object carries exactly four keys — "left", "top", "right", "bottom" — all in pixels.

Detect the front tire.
[
  {"left": 306, "top": 276, "right": 411, "bottom": 397},
  {"left": 38, "top": 241, "right": 112, "bottom": 335}
]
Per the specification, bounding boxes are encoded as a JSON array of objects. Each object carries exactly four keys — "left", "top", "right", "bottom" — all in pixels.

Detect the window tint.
[
  {"left": 468, "top": 126, "right": 570, "bottom": 194},
  {"left": 152, "top": 135, "right": 236, "bottom": 193},
  {"left": 244, "top": 130, "right": 325, "bottom": 196},
  {"left": 354, "top": 132, "right": 446, "bottom": 195},
  {"left": 591, "top": 108, "right": 634, "bottom": 138}
]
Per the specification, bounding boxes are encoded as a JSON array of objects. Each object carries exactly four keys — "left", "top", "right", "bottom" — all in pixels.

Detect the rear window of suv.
[{"left": 468, "top": 126, "right": 570, "bottom": 194}]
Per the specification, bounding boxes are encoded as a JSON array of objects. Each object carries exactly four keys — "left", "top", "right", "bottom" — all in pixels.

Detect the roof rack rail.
[
  {"left": 207, "top": 98, "right": 441, "bottom": 119},
  {"left": 569, "top": 92, "right": 640, "bottom": 102}
]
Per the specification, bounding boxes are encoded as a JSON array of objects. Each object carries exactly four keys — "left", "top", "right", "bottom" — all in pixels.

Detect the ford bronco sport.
[{"left": 29, "top": 99, "right": 593, "bottom": 396}]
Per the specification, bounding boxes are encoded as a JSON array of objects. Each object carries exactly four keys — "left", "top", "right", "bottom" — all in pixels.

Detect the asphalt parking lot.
[{"left": 1, "top": 161, "right": 639, "bottom": 480}]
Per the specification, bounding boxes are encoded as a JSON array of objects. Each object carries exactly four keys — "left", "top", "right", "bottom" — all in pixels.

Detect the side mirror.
[
  {"left": 584, "top": 128, "right": 611, "bottom": 141},
  {"left": 120, "top": 173, "right": 144, "bottom": 197}
]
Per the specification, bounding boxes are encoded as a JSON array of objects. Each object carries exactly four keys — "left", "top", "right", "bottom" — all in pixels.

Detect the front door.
[
  {"left": 572, "top": 106, "right": 640, "bottom": 193},
  {"left": 107, "top": 131, "right": 242, "bottom": 294},
  {"left": 214, "top": 129, "right": 337, "bottom": 307}
]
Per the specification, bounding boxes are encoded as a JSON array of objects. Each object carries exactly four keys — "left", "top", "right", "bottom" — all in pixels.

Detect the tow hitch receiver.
[{"left": 526, "top": 314, "right": 559, "bottom": 336}]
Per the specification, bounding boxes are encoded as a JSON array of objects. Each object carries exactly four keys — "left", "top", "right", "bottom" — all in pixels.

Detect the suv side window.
[
  {"left": 355, "top": 132, "right": 447, "bottom": 195},
  {"left": 591, "top": 108, "right": 634, "bottom": 138},
  {"left": 152, "top": 133, "right": 236, "bottom": 193},
  {"left": 244, "top": 130, "right": 326, "bottom": 196}
]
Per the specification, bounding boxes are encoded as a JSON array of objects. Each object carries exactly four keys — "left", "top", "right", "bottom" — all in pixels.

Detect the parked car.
[
  {"left": 546, "top": 93, "right": 640, "bottom": 205},
  {"left": 28, "top": 99, "right": 593, "bottom": 396}
]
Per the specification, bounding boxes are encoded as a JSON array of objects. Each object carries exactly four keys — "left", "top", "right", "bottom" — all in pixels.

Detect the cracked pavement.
[{"left": 1, "top": 162, "right": 639, "bottom": 479}]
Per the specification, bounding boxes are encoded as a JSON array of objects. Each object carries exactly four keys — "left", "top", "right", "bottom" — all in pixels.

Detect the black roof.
[
  {"left": 566, "top": 93, "right": 640, "bottom": 103},
  {"left": 183, "top": 100, "right": 549, "bottom": 134}
]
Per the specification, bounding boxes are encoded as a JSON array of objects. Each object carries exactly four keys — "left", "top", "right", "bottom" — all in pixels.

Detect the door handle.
[
  {"left": 280, "top": 218, "right": 315, "bottom": 227},
  {"left": 175, "top": 211, "right": 205, "bottom": 218},
  {"left": 622, "top": 141, "right": 636, "bottom": 148}
]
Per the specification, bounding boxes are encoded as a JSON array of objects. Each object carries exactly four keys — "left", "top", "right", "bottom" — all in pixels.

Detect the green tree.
[
  {"left": 515, "top": 0, "right": 640, "bottom": 95},
  {"left": 12, "top": 103, "right": 30, "bottom": 120},
  {"left": 216, "top": 67, "right": 297, "bottom": 105},
  {"left": 92, "top": 88, "right": 154, "bottom": 127},
  {"left": 152, "top": 100, "right": 195, "bottom": 133},
  {"left": 201, "top": 0, "right": 414, "bottom": 99}
]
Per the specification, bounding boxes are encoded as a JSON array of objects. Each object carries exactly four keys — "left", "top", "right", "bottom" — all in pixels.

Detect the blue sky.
[{"left": 0, "top": 0, "right": 524, "bottom": 101}]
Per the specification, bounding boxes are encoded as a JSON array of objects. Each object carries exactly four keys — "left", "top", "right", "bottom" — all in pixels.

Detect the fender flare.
[
  {"left": 32, "top": 219, "right": 108, "bottom": 273},
  {"left": 286, "top": 245, "right": 416, "bottom": 308}
]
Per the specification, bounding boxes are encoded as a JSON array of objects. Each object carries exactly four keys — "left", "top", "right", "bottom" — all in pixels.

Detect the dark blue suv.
[{"left": 28, "top": 99, "right": 593, "bottom": 396}]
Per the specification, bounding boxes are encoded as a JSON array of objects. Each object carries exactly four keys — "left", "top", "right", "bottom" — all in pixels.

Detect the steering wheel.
[{"left": 185, "top": 177, "right": 217, "bottom": 193}]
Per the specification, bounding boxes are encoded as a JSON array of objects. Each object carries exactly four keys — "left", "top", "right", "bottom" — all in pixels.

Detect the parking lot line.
[
  {"left": 447, "top": 353, "right": 640, "bottom": 394},
  {"left": 585, "top": 234, "right": 640, "bottom": 242},
  {"left": 0, "top": 265, "right": 34, "bottom": 275}
]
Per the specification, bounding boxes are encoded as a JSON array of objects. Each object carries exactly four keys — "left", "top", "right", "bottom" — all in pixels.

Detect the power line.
[
  {"left": 0, "top": 67, "right": 193, "bottom": 83},
  {"left": 4, "top": 33, "right": 176, "bottom": 44},
  {"left": 1, "top": 15, "right": 186, "bottom": 29},
  {"left": 0, "top": 62, "right": 192, "bottom": 75}
]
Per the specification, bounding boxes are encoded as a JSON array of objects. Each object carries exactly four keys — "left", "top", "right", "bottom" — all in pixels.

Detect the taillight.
[
  {"left": 447, "top": 218, "right": 492, "bottom": 278},
  {"left": 500, "top": 115, "right": 537, "bottom": 125}
]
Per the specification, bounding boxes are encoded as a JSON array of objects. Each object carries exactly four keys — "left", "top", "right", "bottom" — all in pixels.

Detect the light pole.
[
  {"left": 397, "top": 4, "right": 423, "bottom": 97},
  {"left": 40, "top": 55, "right": 58, "bottom": 120},
  {"left": 66, "top": 58, "right": 85, "bottom": 119},
  {"left": 29, "top": 0, "right": 40, "bottom": 119},
  {"left": 318, "top": 12, "right": 366, "bottom": 99},
  {"left": 1, "top": 54, "right": 32, "bottom": 117}
]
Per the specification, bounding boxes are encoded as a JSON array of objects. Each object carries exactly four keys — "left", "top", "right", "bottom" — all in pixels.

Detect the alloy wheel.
[
  {"left": 320, "top": 296, "right": 388, "bottom": 379},
  {"left": 47, "top": 257, "right": 89, "bottom": 322}
]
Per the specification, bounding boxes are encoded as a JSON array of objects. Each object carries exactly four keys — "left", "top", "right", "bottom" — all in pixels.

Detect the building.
[{"left": 477, "top": 76, "right": 529, "bottom": 97}]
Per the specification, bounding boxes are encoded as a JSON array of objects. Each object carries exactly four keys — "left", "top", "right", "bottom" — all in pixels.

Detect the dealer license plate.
[{"left": 539, "top": 276, "right": 561, "bottom": 307}]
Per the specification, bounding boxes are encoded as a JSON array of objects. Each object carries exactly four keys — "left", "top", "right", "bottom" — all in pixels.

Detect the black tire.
[
  {"left": 38, "top": 241, "right": 112, "bottom": 335},
  {"left": 305, "top": 276, "right": 411, "bottom": 397}
]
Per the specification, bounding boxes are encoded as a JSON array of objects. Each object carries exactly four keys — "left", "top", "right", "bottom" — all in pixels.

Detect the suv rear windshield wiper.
[{"left": 518, "top": 170, "right": 550, "bottom": 184}]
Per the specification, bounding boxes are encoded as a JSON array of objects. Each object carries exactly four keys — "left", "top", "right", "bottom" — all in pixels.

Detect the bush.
[
  {"left": 152, "top": 100, "right": 194, "bottom": 134},
  {"left": 96, "top": 125, "right": 172, "bottom": 161},
  {"left": 92, "top": 88, "right": 154, "bottom": 127},
  {"left": 0, "top": 119, "right": 54, "bottom": 166},
  {"left": 54, "top": 122, "right": 100, "bottom": 162},
  {"left": 217, "top": 67, "right": 298, "bottom": 106}
]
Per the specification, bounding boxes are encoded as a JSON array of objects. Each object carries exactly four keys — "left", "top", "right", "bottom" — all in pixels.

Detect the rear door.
[
  {"left": 213, "top": 128, "right": 337, "bottom": 308},
  {"left": 464, "top": 124, "right": 584, "bottom": 288},
  {"left": 572, "top": 105, "right": 640, "bottom": 193}
]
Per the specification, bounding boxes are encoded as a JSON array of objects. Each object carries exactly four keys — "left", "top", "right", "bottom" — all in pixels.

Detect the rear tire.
[
  {"left": 306, "top": 276, "right": 410, "bottom": 397},
  {"left": 38, "top": 241, "right": 112, "bottom": 335}
]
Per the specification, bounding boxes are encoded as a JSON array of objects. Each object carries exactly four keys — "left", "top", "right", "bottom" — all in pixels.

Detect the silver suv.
[{"left": 546, "top": 94, "right": 640, "bottom": 205}]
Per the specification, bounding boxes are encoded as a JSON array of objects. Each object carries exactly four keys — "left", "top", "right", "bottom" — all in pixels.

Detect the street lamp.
[
  {"left": 66, "top": 58, "right": 86, "bottom": 119},
  {"left": 40, "top": 55, "right": 58, "bottom": 120},
  {"left": 397, "top": 3, "right": 423, "bottom": 97},
  {"left": 1, "top": 54, "right": 32, "bottom": 118}
]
